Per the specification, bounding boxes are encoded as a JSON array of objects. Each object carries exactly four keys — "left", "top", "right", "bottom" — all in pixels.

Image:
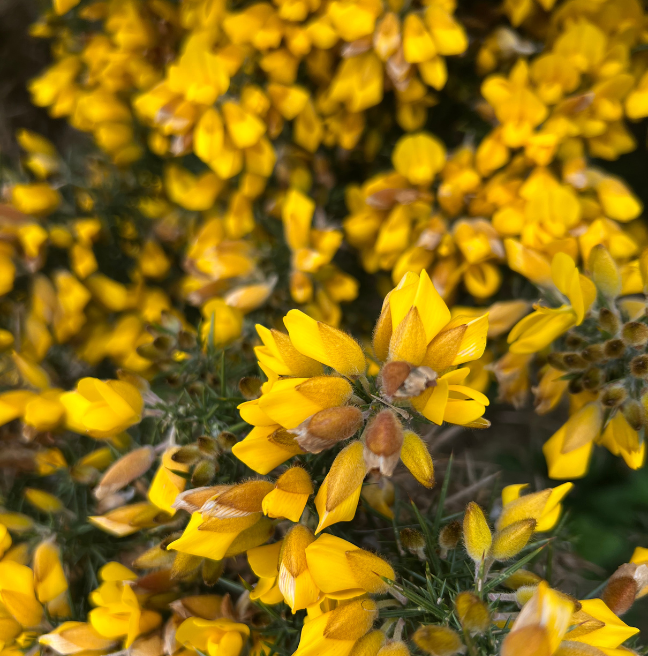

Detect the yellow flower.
[
  {"left": 88, "top": 563, "right": 161, "bottom": 648},
  {"left": 33, "top": 541, "right": 68, "bottom": 604},
  {"left": 501, "top": 582, "right": 574, "bottom": 656},
  {"left": 147, "top": 448, "right": 191, "bottom": 515},
  {"left": 292, "top": 597, "right": 378, "bottom": 656},
  {"left": 40, "top": 622, "right": 117, "bottom": 654},
  {"left": 261, "top": 466, "right": 313, "bottom": 522},
  {"left": 508, "top": 253, "right": 597, "bottom": 354},
  {"left": 0, "top": 562, "right": 43, "bottom": 629},
  {"left": 247, "top": 541, "right": 284, "bottom": 605},
  {"left": 276, "top": 525, "right": 320, "bottom": 612},
  {"left": 498, "top": 483, "right": 573, "bottom": 533},
  {"left": 391, "top": 133, "right": 446, "bottom": 186},
  {"left": 481, "top": 60, "right": 547, "bottom": 148},
  {"left": 175, "top": 617, "right": 249, "bottom": 656},
  {"left": 11, "top": 183, "right": 61, "bottom": 217},
  {"left": 305, "top": 533, "right": 394, "bottom": 600},
  {"left": 60, "top": 377, "right": 143, "bottom": 439}
]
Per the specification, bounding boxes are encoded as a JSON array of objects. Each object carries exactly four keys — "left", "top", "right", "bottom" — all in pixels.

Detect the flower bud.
[
  {"left": 547, "top": 352, "right": 569, "bottom": 372},
  {"left": 604, "top": 339, "right": 625, "bottom": 359},
  {"left": 601, "top": 384, "right": 627, "bottom": 408},
  {"left": 581, "top": 344, "right": 605, "bottom": 363},
  {"left": 217, "top": 431, "right": 237, "bottom": 450},
  {"left": 381, "top": 362, "right": 437, "bottom": 399},
  {"left": 400, "top": 528, "right": 426, "bottom": 559},
  {"left": 413, "top": 625, "right": 463, "bottom": 656},
  {"left": 589, "top": 244, "right": 621, "bottom": 299},
  {"left": 602, "top": 573, "right": 637, "bottom": 616},
  {"left": 564, "top": 333, "right": 585, "bottom": 349},
  {"left": 191, "top": 460, "right": 217, "bottom": 487},
  {"left": 239, "top": 377, "right": 262, "bottom": 400},
  {"left": 400, "top": 431, "right": 435, "bottom": 488},
  {"left": 378, "top": 641, "right": 409, "bottom": 656},
  {"left": 502, "top": 569, "right": 543, "bottom": 590},
  {"left": 581, "top": 367, "right": 603, "bottom": 390},
  {"left": 561, "top": 353, "right": 587, "bottom": 371},
  {"left": 172, "top": 445, "right": 202, "bottom": 465},
  {"left": 622, "top": 400, "right": 645, "bottom": 432},
  {"left": 622, "top": 322, "right": 648, "bottom": 348},
  {"left": 455, "top": 591, "right": 489, "bottom": 634},
  {"left": 94, "top": 446, "right": 156, "bottom": 501},
  {"left": 490, "top": 519, "right": 536, "bottom": 561},
  {"left": 567, "top": 377, "right": 583, "bottom": 395},
  {"left": 630, "top": 355, "right": 648, "bottom": 380},
  {"left": 294, "top": 406, "right": 364, "bottom": 453},
  {"left": 278, "top": 524, "right": 318, "bottom": 612},
  {"left": 197, "top": 436, "right": 219, "bottom": 457},
  {"left": 363, "top": 410, "right": 404, "bottom": 476},
  {"left": 439, "top": 521, "right": 462, "bottom": 553},
  {"left": 599, "top": 308, "right": 620, "bottom": 335},
  {"left": 463, "top": 502, "right": 492, "bottom": 563}
]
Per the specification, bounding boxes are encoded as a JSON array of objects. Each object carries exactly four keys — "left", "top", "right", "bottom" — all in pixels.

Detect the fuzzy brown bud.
[
  {"left": 562, "top": 352, "right": 588, "bottom": 371},
  {"left": 568, "top": 377, "right": 583, "bottom": 395},
  {"left": 622, "top": 399, "right": 645, "bottom": 432},
  {"left": 172, "top": 445, "right": 203, "bottom": 465},
  {"left": 582, "top": 367, "right": 603, "bottom": 390},
  {"left": 439, "top": 521, "right": 462, "bottom": 552},
  {"left": 413, "top": 625, "right": 463, "bottom": 656},
  {"left": 363, "top": 410, "right": 404, "bottom": 476},
  {"left": 631, "top": 355, "right": 648, "bottom": 379},
  {"left": 581, "top": 343, "right": 605, "bottom": 362},
  {"left": 602, "top": 575, "right": 637, "bottom": 616},
  {"left": 197, "top": 436, "right": 219, "bottom": 457},
  {"left": 192, "top": 459, "right": 217, "bottom": 487},
  {"left": 177, "top": 330, "right": 197, "bottom": 351},
  {"left": 601, "top": 384, "right": 627, "bottom": 408},
  {"left": 381, "top": 361, "right": 437, "bottom": 398},
  {"left": 547, "top": 352, "right": 569, "bottom": 371},
  {"left": 294, "top": 406, "right": 364, "bottom": 453},
  {"left": 217, "top": 431, "right": 237, "bottom": 450},
  {"left": 565, "top": 333, "right": 585, "bottom": 349},
  {"left": 381, "top": 361, "right": 412, "bottom": 397},
  {"left": 622, "top": 322, "right": 648, "bottom": 348},
  {"left": 599, "top": 308, "right": 620, "bottom": 335},
  {"left": 604, "top": 339, "right": 625, "bottom": 359},
  {"left": 400, "top": 528, "right": 426, "bottom": 559},
  {"left": 239, "top": 376, "right": 262, "bottom": 400}
]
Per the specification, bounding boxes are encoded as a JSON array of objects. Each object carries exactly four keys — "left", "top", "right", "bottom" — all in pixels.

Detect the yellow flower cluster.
[{"left": 0, "top": 0, "right": 648, "bottom": 655}]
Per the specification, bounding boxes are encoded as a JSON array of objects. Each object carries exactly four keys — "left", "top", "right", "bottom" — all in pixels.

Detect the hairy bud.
[
  {"left": 294, "top": 406, "right": 364, "bottom": 453},
  {"left": 601, "top": 384, "right": 627, "bottom": 408},
  {"left": 630, "top": 355, "right": 648, "bottom": 379},
  {"left": 455, "top": 591, "right": 490, "bottom": 634},
  {"left": 439, "top": 521, "right": 462, "bottom": 554},
  {"left": 581, "top": 343, "right": 605, "bottom": 363},
  {"left": 599, "top": 308, "right": 620, "bottom": 335},
  {"left": 239, "top": 376, "right": 262, "bottom": 400},
  {"left": 413, "top": 625, "right": 463, "bottom": 656},
  {"left": 622, "top": 322, "right": 648, "bottom": 348},
  {"left": 400, "top": 528, "right": 426, "bottom": 559},
  {"left": 363, "top": 410, "right": 404, "bottom": 476},
  {"left": 381, "top": 362, "right": 437, "bottom": 399},
  {"left": 561, "top": 352, "right": 588, "bottom": 371},
  {"left": 622, "top": 399, "right": 645, "bottom": 432}
]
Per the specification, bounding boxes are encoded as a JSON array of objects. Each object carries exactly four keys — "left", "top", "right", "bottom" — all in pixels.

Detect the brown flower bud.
[
  {"left": 599, "top": 308, "right": 620, "bottom": 335},
  {"left": 381, "top": 362, "right": 437, "bottom": 399},
  {"left": 239, "top": 376, "right": 262, "bottom": 400},
  {"left": 439, "top": 521, "right": 462, "bottom": 553},
  {"left": 94, "top": 446, "right": 156, "bottom": 501},
  {"left": 172, "top": 445, "right": 202, "bottom": 465},
  {"left": 581, "top": 344, "right": 605, "bottom": 362},
  {"left": 217, "top": 431, "right": 237, "bottom": 450},
  {"left": 547, "top": 352, "right": 569, "bottom": 371},
  {"left": 602, "top": 575, "right": 637, "bottom": 616},
  {"left": 604, "top": 339, "right": 625, "bottom": 359},
  {"left": 197, "top": 436, "right": 219, "bottom": 457},
  {"left": 400, "top": 528, "right": 426, "bottom": 559},
  {"left": 568, "top": 377, "right": 584, "bottom": 395},
  {"left": 177, "top": 330, "right": 197, "bottom": 351},
  {"left": 293, "top": 405, "right": 364, "bottom": 453},
  {"left": 622, "top": 399, "right": 645, "bottom": 432},
  {"left": 601, "top": 384, "right": 627, "bottom": 408},
  {"left": 622, "top": 322, "right": 648, "bottom": 348},
  {"left": 381, "top": 361, "right": 412, "bottom": 397},
  {"left": 363, "top": 410, "right": 404, "bottom": 476},
  {"left": 582, "top": 367, "right": 603, "bottom": 390},
  {"left": 630, "top": 354, "right": 648, "bottom": 379},
  {"left": 202, "top": 558, "right": 224, "bottom": 586},
  {"left": 192, "top": 459, "right": 217, "bottom": 487},
  {"left": 565, "top": 333, "right": 585, "bottom": 349},
  {"left": 562, "top": 352, "right": 588, "bottom": 371}
]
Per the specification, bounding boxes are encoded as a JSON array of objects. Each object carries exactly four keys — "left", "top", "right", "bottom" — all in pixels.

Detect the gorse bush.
[{"left": 1, "top": 0, "right": 648, "bottom": 654}]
